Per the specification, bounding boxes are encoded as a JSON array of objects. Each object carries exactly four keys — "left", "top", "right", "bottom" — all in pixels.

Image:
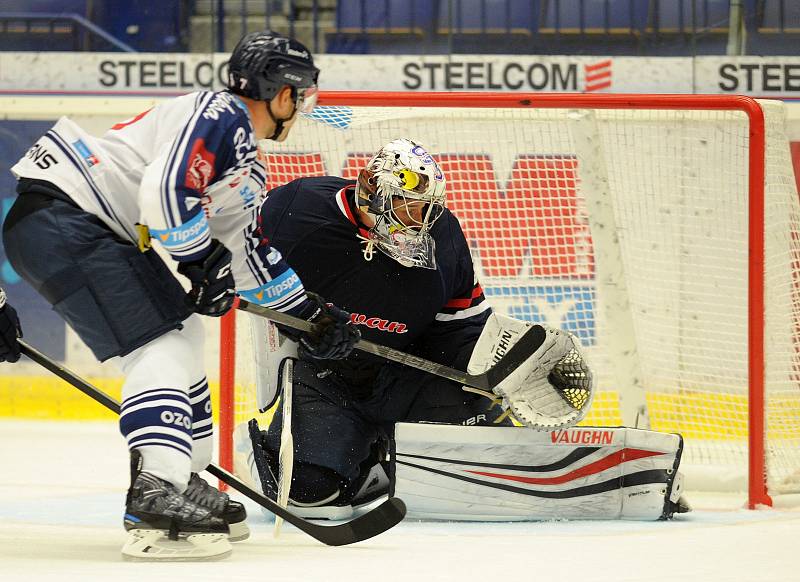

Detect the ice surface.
[{"left": 1, "top": 420, "right": 797, "bottom": 582}]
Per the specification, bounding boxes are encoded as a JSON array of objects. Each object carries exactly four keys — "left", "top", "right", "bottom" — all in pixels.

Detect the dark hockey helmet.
[{"left": 227, "top": 31, "right": 320, "bottom": 112}]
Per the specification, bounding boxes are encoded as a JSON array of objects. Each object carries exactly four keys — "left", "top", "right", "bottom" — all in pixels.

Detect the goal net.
[{"left": 225, "top": 93, "right": 800, "bottom": 509}]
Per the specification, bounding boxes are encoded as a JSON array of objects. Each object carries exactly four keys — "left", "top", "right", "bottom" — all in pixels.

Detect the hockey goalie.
[{"left": 237, "top": 138, "right": 690, "bottom": 522}]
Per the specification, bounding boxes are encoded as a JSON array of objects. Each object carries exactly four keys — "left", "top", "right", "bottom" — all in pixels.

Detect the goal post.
[{"left": 219, "top": 92, "right": 799, "bottom": 510}]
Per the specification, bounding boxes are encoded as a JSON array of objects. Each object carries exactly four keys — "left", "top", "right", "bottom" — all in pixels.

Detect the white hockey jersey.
[{"left": 11, "top": 90, "right": 306, "bottom": 312}]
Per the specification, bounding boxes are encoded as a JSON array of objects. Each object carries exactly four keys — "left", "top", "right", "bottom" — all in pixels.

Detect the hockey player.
[
  {"left": 244, "top": 138, "right": 689, "bottom": 522},
  {"left": 0, "top": 287, "right": 22, "bottom": 363},
  {"left": 244, "top": 138, "right": 518, "bottom": 515},
  {"left": 1, "top": 31, "right": 359, "bottom": 560}
]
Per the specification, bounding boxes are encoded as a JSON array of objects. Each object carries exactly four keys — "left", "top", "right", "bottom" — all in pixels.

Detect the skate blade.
[
  {"left": 122, "top": 529, "right": 232, "bottom": 562},
  {"left": 228, "top": 520, "right": 250, "bottom": 542}
]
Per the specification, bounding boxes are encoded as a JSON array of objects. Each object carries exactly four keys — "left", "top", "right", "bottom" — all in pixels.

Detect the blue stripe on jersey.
[
  {"left": 243, "top": 221, "right": 268, "bottom": 287},
  {"left": 250, "top": 162, "right": 266, "bottom": 186},
  {"left": 43, "top": 132, "right": 135, "bottom": 240},
  {"left": 188, "top": 378, "right": 206, "bottom": 395},
  {"left": 189, "top": 379, "right": 213, "bottom": 440},
  {"left": 160, "top": 92, "right": 214, "bottom": 228},
  {"left": 149, "top": 210, "right": 210, "bottom": 259},
  {"left": 128, "top": 432, "right": 193, "bottom": 457},
  {"left": 120, "top": 388, "right": 192, "bottom": 414},
  {"left": 238, "top": 266, "right": 304, "bottom": 306},
  {"left": 270, "top": 289, "right": 307, "bottom": 313},
  {"left": 166, "top": 92, "right": 253, "bottom": 228}
]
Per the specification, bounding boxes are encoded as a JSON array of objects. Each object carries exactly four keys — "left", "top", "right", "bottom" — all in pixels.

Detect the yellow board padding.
[
  {"left": 578, "top": 390, "right": 624, "bottom": 427},
  {"left": 0, "top": 376, "right": 223, "bottom": 422},
  {"left": 2, "top": 376, "right": 798, "bottom": 442},
  {"left": 581, "top": 390, "right": 800, "bottom": 441},
  {"left": 236, "top": 399, "right": 278, "bottom": 432}
]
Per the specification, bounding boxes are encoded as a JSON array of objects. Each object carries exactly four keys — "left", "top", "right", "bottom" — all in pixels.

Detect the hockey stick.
[
  {"left": 18, "top": 340, "right": 406, "bottom": 547},
  {"left": 237, "top": 299, "right": 546, "bottom": 391}
]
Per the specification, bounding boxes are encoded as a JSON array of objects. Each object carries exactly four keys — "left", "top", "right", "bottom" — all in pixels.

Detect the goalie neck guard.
[{"left": 356, "top": 139, "right": 446, "bottom": 269}]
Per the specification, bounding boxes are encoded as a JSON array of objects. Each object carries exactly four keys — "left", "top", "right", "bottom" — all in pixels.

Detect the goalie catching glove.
[{"left": 468, "top": 313, "right": 595, "bottom": 430}]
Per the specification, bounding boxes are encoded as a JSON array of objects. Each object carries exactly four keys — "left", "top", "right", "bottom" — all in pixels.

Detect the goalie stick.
[
  {"left": 18, "top": 340, "right": 406, "bottom": 547},
  {"left": 237, "top": 299, "right": 547, "bottom": 391}
]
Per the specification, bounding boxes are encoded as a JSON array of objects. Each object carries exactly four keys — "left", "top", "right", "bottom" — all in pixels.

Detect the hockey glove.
[
  {"left": 0, "top": 288, "right": 22, "bottom": 363},
  {"left": 291, "top": 293, "right": 361, "bottom": 360},
  {"left": 177, "top": 239, "right": 236, "bottom": 317}
]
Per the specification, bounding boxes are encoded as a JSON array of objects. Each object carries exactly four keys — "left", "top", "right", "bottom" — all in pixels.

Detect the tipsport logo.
[
  {"left": 151, "top": 212, "right": 209, "bottom": 249},
  {"left": 239, "top": 271, "right": 301, "bottom": 304}
]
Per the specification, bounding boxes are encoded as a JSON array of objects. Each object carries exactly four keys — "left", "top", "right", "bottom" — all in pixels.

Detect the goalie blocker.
[{"left": 391, "top": 423, "right": 689, "bottom": 521}]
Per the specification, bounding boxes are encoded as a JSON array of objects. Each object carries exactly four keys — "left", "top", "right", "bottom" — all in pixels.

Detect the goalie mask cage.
[{"left": 220, "top": 92, "right": 800, "bottom": 509}]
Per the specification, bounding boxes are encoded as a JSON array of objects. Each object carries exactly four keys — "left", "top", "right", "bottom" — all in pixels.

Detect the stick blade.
[{"left": 308, "top": 497, "right": 407, "bottom": 547}]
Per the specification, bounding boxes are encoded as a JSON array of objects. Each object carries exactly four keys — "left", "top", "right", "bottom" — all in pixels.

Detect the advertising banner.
[
  {"left": 694, "top": 57, "right": 800, "bottom": 96},
  {"left": 0, "top": 53, "right": 687, "bottom": 95},
  {"left": 4, "top": 52, "right": 800, "bottom": 97}
]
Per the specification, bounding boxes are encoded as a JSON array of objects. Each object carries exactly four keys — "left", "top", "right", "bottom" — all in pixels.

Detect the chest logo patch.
[
  {"left": 186, "top": 138, "right": 216, "bottom": 191},
  {"left": 350, "top": 313, "right": 408, "bottom": 334}
]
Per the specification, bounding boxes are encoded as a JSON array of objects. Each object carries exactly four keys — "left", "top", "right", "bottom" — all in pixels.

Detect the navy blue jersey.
[{"left": 258, "top": 176, "right": 492, "bottom": 388}]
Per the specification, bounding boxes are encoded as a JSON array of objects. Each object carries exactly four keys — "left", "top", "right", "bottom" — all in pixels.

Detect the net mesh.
[{"left": 227, "top": 100, "right": 800, "bottom": 495}]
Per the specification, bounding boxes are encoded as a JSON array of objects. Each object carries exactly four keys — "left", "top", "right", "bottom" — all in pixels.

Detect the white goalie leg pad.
[
  {"left": 274, "top": 358, "right": 295, "bottom": 536},
  {"left": 121, "top": 530, "right": 232, "bottom": 562},
  {"left": 250, "top": 316, "right": 299, "bottom": 412},
  {"left": 392, "top": 422, "right": 685, "bottom": 521},
  {"left": 233, "top": 421, "right": 261, "bottom": 491},
  {"left": 468, "top": 314, "right": 596, "bottom": 430}
]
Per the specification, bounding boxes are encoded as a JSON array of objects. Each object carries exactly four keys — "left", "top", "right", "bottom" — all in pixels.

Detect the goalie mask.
[{"left": 356, "top": 139, "right": 446, "bottom": 269}]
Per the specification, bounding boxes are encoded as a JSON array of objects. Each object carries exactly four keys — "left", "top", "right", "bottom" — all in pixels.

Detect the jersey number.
[{"left": 26, "top": 144, "right": 58, "bottom": 170}]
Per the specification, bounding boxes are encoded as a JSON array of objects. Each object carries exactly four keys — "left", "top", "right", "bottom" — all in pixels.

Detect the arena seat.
[
  {"left": 436, "top": 0, "right": 537, "bottom": 35},
  {"left": 0, "top": 0, "right": 88, "bottom": 51},
  {"left": 335, "top": 0, "right": 435, "bottom": 35},
  {"left": 0, "top": 0, "right": 87, "bottom": 13},
  {"left": 539, "top": 0, "right": 649, "bottom": 34},
  {"left": 652, "top": 0, "right": 731, "bottom": 33},
  {"left": 758, "top": 0, "right": 800, "bottom": 33}
]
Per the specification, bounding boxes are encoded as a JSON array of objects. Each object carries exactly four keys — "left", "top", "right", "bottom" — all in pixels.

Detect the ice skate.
[
  {"left": 122, "top": 452, "right": 231, "bottom": 561},
  {"left": 185, "top": 472, "right": 250, "bottom": 541}
]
